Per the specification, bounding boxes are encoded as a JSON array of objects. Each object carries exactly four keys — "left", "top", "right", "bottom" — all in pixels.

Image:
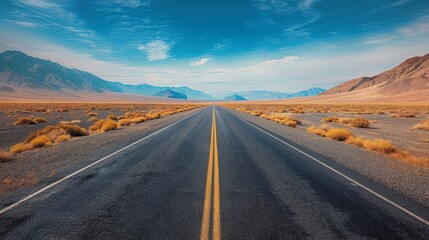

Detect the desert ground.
[
  {"left": 223, "top": 103, "right": 429, "bottom": 163},
  {"left": 0, "top": 103, "right": 206, "bottom": 158}
]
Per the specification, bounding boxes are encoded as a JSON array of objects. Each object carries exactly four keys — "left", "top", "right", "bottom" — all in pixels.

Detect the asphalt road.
[{"left": 1, "top": 105, "right": 429, "bottom": 239}]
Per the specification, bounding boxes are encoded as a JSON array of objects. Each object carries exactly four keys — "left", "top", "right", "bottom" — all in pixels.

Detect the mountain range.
[
  {"left": 214, "top": 88, "right": 326, "bottom": 100},
  {"left": 0, "top": 50, "right": 210, "bottom": 100},
  {"left": 0, "top": 50, "right": 326, "bottom": 101},
  {"left": 320, "top": 53, "right": 429, "bottom": 102},
  {"left": 153, "top": 89, "right": 187, "bottom": 99},
  {"left": 223, "top": 94, "right": 247, "bottom": 101}
]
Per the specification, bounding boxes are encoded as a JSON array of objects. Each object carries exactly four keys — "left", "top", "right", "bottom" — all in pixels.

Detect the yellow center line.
[{"left": 200, "top": 106, "right": 221, "bottom": 240}]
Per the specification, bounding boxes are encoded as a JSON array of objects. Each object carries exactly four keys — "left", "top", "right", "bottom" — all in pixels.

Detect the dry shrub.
[
  {"left": 412, "top": 120, "right": 429, "bottom": 131},
  {"left": 346, "top": 136, "right": 367, "bottom": 147},
  {"left": 321, "top": 116, "right": 338, "bottom": 123},
  {"left": 132, "top": 116, "right": 147, "bottom": 124},
  {"left": 89, "top": 120, "right": 117, "bottom": 133},
  {"left": 146, "top": 113, "right": 160, "bottom": 120},
  {"left": 107, "top": 114, "right": 117, "bottom": 120},
  {"left": 285, "top": 120, "right": 297, "bottom": 128},
  {"left": 13, "top": 118, "right": 36, "bottom": 125},
  {"left": 89, "top": 120, "right": 105, "bottom": 132},
  {"left": 58, "top": 124, "right": 87, "bottom": 137},
  {"left": 262, "top": 114, "right": 301, "bottom": 126},
  {"left": 59, "top": 121, "right": 70, "bottom": 124},
  {"left": 326, "top": 128, "right": 353, "bottom": 141},
  {"left": 101, "top": 120, "right": 117, "bottom": 132},
  {"left": 118, "top": 119, "right": 133, "bottom": 127},
  {"left": 30, "top": 136, "right": 51, "bottom": 148},
  {"left": 87, "top": 111, "right": 98, "bottom": 116},
  {"left": 33, "top": 117, "right": 47, "bottom": 123},
  {"left": 292, "top": 108, "right": 305, "bottom": 114},
  {"left": 250, "top": 110, "right": 264, "bottom": 116},
  {"left": 88, "top": 117, "right": 99, "bottom": 121},
  {"left": 391, "top": 114, "right": 415, "bottom": 118},
  {"left": 26, "top": 125, "right": 64, "bottom": 143},
  {"left": 339, "top": 117, "right": 370, "bottom": 128},
  {"left": 363, "top": 139, "right": 396, "bottom": 154},
  {"left": 0, "top": 151, "right": 13, "bottom": 163},
  {"left": 389, "top": 151, "right": 429, "bottom": 168},
  {"left": 307, "top": 126, "right": 327, "bottom": 137},
  {"left": 322, "top": 116, "right": 370, "bottom": 128},
  {"left": 55, "top": 134, "right": 71, "bottom": 144}
]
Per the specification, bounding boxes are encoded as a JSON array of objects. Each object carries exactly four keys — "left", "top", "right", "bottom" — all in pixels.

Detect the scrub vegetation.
[
  {"left": 0, "top": 103, "right": 204, "bottom": 161},
  {"left": 225, "top": 103, "right": 429, "bottom": 168}
]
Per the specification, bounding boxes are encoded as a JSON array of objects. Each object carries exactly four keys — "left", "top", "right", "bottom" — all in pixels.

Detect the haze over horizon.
[{"left": 1, "top": 0, "right": 429, "bottom": 93}]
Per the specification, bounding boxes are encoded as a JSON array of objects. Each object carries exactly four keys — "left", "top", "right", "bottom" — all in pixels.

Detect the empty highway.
[{"left": 1, "top": 105, "right": 428, "bottom": 239}]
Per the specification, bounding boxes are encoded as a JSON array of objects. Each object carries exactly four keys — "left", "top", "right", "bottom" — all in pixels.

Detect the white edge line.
[
  {"left": 0, "top": 107, "right": 207, "bottom": 215},
  {"left": 228, "top": 109, "right": 429, "bottom": 227}
]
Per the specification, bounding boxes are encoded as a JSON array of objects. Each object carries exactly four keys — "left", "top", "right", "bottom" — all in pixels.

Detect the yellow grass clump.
[
  {"left": 322, "top": 116, "right": 370, "bottom": 128},
  {"left": 101, "top": 120, "right": 118, "bottom": 132},
  {"left": 33, "top": 117, "right": 47, "bottom": 123},
  {"left": 146, "top": 113, "right": 161, "bottom": 120},
  {"left": 412, "top": 119, "right": 429, "bottom": 131},
  {"left": 391, "top": 114, "right": 415, "bottom": 118},
  {"left": 261, "top": 114, "right": 301, "bottom": 127},
  {"left": 10, "top": 123, "right": 88, "bottom": 154},
  {"left": 14, "top": 118, "right": 36, "bottom": 125},
  {"left": 363, "top": 138, "right": 396, "bottom": 154},
  {"left": 307, "top": 126, "right": 327, "bottom": 137},
  {"left": 326, "top": 128, "right": 353, "bottom": 141},
  {"left": 118, "top": 119, "right": 133, "bottom": 127},
  {"left": 87, "top": 111, "right": 98, "bottom": 116},
  {"left": 89, "top": 120, "right": 117, "bottom": 133},
  {"left": 70, "top": 119, "right": 81, "bottom": 124},
  {"left": 30, "top": 135, "right": 51, "bottom": 148},
  {"left": 285, "top": 120, "right": 298, "bottom": 128},
  {"left": 55, "top": 134, "right": 71, "bottom": 144},
  {"left": 13, "top": 117, "right": 47, "bottom": 125},
  {"left": 107, "top": 114, "right": 117, "bottom": 120},
  {"left": 0, "top": 151, "right": 13, "bottom": 163},
  {"left": 88, "top": 117, "right": 99, "bottom": 121}
]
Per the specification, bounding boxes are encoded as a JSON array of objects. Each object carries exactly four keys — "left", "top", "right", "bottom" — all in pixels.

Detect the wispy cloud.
[
  {"left": 190, "top": 58, "right": 211, "bottom": 67},
  {"left": 138, "top": 40, "right": 171, "bottom": 61},
  {"left": 363, "top": 15, "right": 429, "bottom": 45},
  {"left": 6, "top": 20, "right": 38, "bottom": 28},
  {"left": 260, "top": 56, "right": 300, "bottom": 66},
  {"left": 371, "top": 0, "right": 411, "bottom": 13},
  {"left": 250, "top": 0, "right": 322, "bottom": 39},
  {"left": 8, "top": 0, "right": 111, "bottom": 54}
]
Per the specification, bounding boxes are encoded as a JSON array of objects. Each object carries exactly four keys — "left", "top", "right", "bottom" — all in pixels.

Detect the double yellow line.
[{"left": 200, "top": 107, "right": 221, "bottom": 240}]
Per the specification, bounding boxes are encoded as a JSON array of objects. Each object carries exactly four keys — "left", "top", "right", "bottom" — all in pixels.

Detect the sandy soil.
[{"left": 0, "top": 87, "right": 195, "bottom": 103}]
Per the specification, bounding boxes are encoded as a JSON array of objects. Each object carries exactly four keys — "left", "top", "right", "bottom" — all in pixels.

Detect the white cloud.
[
  {"left": 371, "top": 0, "right": 411, "bottom": 13},
  {"left": 190, "top": 57, "right": 211, "bottom": 67},
  {"left": 6, "top": 20, "right": 38, "bottom": 28},
  {"left": 260, "top": 56, "right": 300, "bottom": 66},
  {"left": 138, "top": 40, "right": 170, "bottom": 61},
  {"left": 21, "top": 0, "right": 58, "bottom": 9}
]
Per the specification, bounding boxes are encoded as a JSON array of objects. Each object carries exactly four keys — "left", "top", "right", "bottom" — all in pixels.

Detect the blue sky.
[{"left": 1, "top": 0, "right": 429, "bottom": 93}]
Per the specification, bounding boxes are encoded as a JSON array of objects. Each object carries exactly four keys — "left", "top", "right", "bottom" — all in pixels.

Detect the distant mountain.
[
  {"left": 290, "top": 87, "right": 326, "bottom": 98},
  {"left": 323, "top": 53, "right": 429, "bottom": 97},
  {"left": 224, "top": 94, "right": 247, "bottom": 101},
  {"left": 214, "top": 88, "right": 326, "bottom": 100},
  {"left": 0, "top": 50, "right": 213, "bottom": 100},
  {"left": 153, "top": 89, "right": 187, "bottom": 99}
]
